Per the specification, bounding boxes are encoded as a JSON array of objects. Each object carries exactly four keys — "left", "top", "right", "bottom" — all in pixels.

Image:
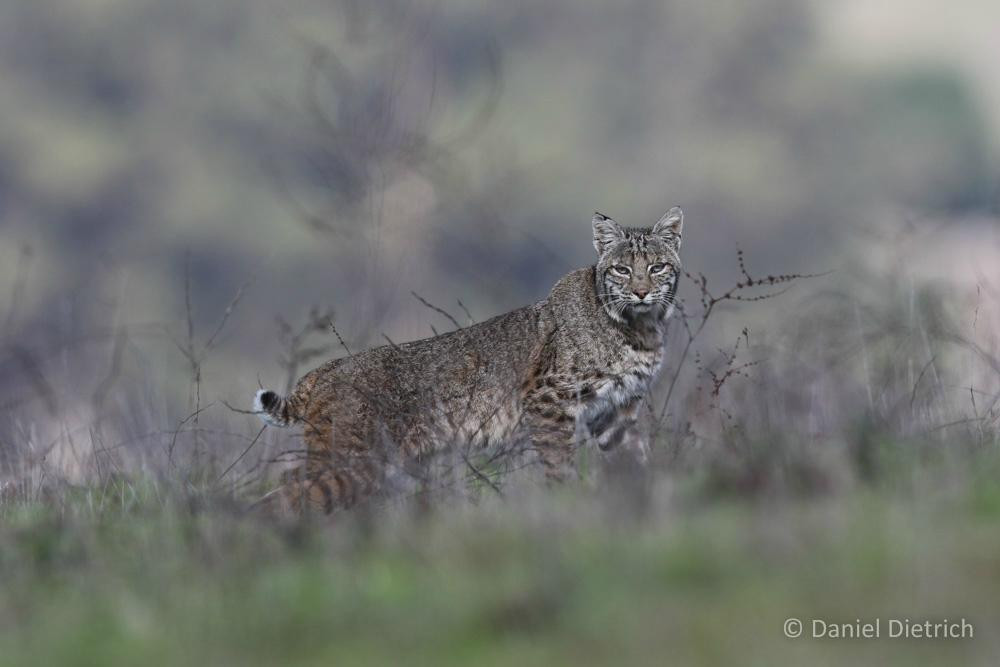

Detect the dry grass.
[{"left": 1, "top": 234, "right": 999, "bottom": 665}]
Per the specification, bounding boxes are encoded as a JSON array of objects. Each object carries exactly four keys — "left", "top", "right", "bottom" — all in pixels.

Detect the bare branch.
[
  {"left": 411, "top": 291, "right": 462, "bottom": 330},
  {"left": 217, "top": 425, "right": 268, "bottom": 482},
  {"left": 457, "top": 299, "right": 475, "bottom": 325}
]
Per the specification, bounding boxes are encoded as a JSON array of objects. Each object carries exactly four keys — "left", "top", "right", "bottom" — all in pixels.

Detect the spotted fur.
[{"left": 253, "top": 208, "right": 684, "bottom": 514}]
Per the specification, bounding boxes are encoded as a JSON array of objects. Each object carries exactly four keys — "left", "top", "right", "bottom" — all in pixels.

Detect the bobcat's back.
[{"left": 258, "top": 299, "right": 547, "bottom": 457}]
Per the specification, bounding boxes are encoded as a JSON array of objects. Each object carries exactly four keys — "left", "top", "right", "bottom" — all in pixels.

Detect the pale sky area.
[{"left": 822, "top": 0, "right": 1000, "bottom": 143}]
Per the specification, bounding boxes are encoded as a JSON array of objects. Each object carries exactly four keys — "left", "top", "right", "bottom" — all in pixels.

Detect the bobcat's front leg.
[
  {"left": 587, "top": 398, "right": 649, "bottom": 463},
  {"left": 523, "top": 400, "right": 578, "bottom": 481}
]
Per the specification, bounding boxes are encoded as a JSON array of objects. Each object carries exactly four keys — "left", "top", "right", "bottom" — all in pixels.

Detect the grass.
[
  {"left": 2, "top": 241, "right": 999, "bottom": 665},
  {"left": 2, "top": 446, "right": 999, "bottom": 666}
]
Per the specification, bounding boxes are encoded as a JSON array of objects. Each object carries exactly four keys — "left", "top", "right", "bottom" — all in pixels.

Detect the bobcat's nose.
[{"left": 633, "top": 288, "right": 649, "bottom": 300}]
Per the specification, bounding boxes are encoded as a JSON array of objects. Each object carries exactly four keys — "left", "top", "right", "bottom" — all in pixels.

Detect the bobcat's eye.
[
  {"left": 649, "top": 263, "right": 668, "bottom": 275},
  {"left": 611, "top": 265, "right": 631, "bottom": 277}
]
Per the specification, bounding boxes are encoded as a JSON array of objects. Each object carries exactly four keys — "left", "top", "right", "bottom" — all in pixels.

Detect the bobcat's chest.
[{"left": 582, "top": 346, "right": 662, "bottom": 412}]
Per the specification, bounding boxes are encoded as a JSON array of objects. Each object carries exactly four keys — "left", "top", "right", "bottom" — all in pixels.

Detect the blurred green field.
[
  {"left": 3, "top": 229, "right": 999, "bottom": 666},
  {"left": 3, "top": 448, "right": 999, "bottom": 667}
]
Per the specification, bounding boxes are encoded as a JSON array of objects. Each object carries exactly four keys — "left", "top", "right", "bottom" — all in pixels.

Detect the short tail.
[{"left": 253, "top": 388, "right": 296, "bottom": 427}]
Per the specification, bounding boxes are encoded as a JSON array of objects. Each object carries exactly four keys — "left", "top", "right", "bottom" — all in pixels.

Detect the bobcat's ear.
[
  {"left": 593, "top": 212, "right": 625, "bottom": 255},
  {"left": 652, "top": 206, "right": 683, "bottom": 249}
]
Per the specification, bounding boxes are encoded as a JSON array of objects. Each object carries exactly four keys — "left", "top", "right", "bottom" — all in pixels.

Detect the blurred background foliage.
[
  {"left": 0, "top": 0, "right": 998, "bottom": 411},
  {"left": 3, "top": 3, "right": 1000, "bottom": 664}
]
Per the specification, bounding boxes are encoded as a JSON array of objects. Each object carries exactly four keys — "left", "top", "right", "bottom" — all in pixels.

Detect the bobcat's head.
[{"left": 592, "top": 207, "right": 683, "bottom": 322}]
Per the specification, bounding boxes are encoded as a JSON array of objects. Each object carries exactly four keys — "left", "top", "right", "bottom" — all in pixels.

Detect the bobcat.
[{"left": 253, "top": 207, "right": 683, "bottom": 513}]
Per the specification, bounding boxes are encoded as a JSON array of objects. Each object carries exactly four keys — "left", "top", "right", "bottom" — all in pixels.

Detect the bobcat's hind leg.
[{"left": 255, "top": 460, "right": 382, "bottom": 516}]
